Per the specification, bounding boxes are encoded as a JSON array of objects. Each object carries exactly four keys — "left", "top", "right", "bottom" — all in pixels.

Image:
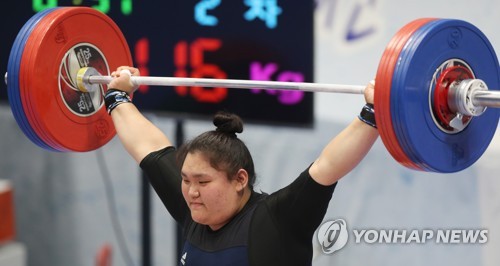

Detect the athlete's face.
[{"left": 181, "top": 151, "right": 248, "bottom": 230}]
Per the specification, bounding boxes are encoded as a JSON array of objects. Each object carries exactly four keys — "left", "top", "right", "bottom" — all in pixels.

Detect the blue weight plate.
[
  {"left": 390, "top": 19, "right": 500, "bottom": 173},
  {"left": 7, "top": 8, "right": 59, "bottom": 151},
  {"left": 397, "top": 20, "right": 470, "bottom": 171}
]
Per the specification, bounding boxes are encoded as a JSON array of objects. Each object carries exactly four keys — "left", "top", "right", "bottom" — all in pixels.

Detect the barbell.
[{"left": 5, "top": 7, "right": 500, "bottom": 173}]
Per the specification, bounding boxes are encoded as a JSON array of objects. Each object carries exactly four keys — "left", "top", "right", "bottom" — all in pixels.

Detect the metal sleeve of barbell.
[
  {"left": 472, "top": 90, "right": 500, "bottom": 108},
  {"left": 87, "top": 75, "right": 366, "bottom": 94}
]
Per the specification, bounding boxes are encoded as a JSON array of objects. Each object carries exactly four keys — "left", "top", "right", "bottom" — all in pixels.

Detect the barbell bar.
[
  {"left": 472, "top": 90, "right": 500, "bottom": 108},
  {"left": 77, "top": 67, "right": 367, "bottom": 94},
  {"left": 5, "top": 7, "right": 500, "bottom": 173},
  {"left": 76, "top": 66, "right": 500, "bottom": 112}
]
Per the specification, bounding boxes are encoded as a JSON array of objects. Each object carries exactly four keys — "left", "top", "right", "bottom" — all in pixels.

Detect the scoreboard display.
[{"left": 1, "top": 0, "right": 314, "bottom": 126}]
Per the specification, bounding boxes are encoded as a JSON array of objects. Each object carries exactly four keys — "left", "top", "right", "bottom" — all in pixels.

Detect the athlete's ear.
[{"left": 233, "top": 169, "right": 248, "bottom": 192}]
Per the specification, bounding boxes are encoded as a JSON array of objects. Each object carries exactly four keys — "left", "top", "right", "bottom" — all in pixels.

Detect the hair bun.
[{"left": 213, "top": 111, "right": 243, "bottom": 135}]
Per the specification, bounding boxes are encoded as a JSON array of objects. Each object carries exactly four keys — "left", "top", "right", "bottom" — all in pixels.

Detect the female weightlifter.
[{"left": 105, "top": 66, "right": 378, "bottom": 265}]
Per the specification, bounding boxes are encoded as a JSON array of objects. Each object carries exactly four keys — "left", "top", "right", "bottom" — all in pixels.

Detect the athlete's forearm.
[
  {"left": 309, "top": 118, "right": 379, "bottom": 186},
  {"left": 111, "top": 103, "right": 172, "bottom": 163}
]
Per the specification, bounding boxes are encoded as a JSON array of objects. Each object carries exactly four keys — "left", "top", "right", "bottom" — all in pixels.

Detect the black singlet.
[{"left": 140, "top": 146, "right": 337, "bottom": 266}]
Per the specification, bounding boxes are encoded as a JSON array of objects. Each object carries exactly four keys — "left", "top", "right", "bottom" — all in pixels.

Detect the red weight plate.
[
  {"left": 20, "top": 7, "right": 132, "bottom": 152},
  {"left": 20, "top": 9, "right": 69, "bottom": 151},
  {"left": 374, "top": 18, "right": 436, "bottom": 170}
]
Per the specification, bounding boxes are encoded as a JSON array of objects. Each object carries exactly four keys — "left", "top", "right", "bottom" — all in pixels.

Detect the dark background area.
[{"left": 1, "top": 0, "right": 314, "bottom": 126}]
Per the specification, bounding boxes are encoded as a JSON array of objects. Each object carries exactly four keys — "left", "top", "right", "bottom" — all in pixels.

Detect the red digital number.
[
  {"left": 174, "top": 41, "right": 189, "bottom": 96},
  {"left": 174, "top": 38, "right": 227, "bottom": 103},
  {"left": 134, "top": 38, "right": 150, "bottom": 93}
]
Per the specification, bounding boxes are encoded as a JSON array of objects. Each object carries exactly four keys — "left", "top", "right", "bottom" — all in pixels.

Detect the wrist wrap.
[
  {"left": 358, "top": 103, "right": 377, "bottom": 128},
  {"left": 105, "top": 89, "right": 132, "bottom": 115}
]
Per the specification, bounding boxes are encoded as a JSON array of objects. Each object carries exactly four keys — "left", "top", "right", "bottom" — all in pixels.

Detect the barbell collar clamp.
[{"left": 448, "top": 78, "right": 489, "bottom": 117}]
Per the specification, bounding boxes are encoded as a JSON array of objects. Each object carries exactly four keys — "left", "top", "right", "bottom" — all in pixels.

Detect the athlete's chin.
[{"left": 191, "top": 211, "right": 210, "bottom": 224}]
